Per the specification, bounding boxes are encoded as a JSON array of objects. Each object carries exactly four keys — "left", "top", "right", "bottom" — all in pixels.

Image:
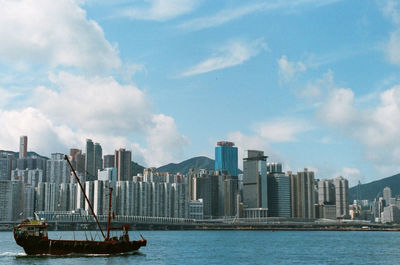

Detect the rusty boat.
[{"left": 13, "top": 155, "right": 147, "bottom": 255}]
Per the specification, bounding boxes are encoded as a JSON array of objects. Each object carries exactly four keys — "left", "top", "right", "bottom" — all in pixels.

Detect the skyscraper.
[
  {"left": 19, "top": 136, "right": 28, "bottom": 159},
  {"left": 267, "top": 173, "right": 291, "bottom": 217},
  {"left": 191, "top": 169, "right": 219, "bottom": 218},
  {"left": 70, "top": 148, "right": 85, "bottom": 173},
  {"left": 266, "top": 162, "right": 282, "bottom": 174},
  {"left": 114, "top": 148, "right": 131, "bottom": 181},
  {"left": 317, "top": 179, "right": 335, "bottom": 205},
  {"left": 242, "top": 150, "right": 268, "bottom": 209},
  {"left": 46, "top": 153, "right": 71, "bottom": 186},
  {"left": 334, "top": 176, "right": 349, "bottom": 218},
  {"left": 290, "top": 168, "right": 315, "bottom": 219},
  {"left": 383, "top": 186, "right": 392, "bottom": 206},
  {"left": 0, "top": 153, "right": 13, "bottom": 181},
  {"left": 94, "top": 143, "right": 103, "bottom": 178},
  {"left": 215, "top": 141, "right": 238, "bottom": 176},
  {"left": 0, "top": 180, "right": 24, "bottom": 221},
  {"left": 85, "top": 139, "right": 95, "bottom": 180},
  {"left": 103, "top": 154, "right": 115, "bottom": 168}
]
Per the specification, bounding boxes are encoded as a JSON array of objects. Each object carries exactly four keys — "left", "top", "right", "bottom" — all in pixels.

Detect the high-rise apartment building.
[
  {"left": 114, "top": 148, "right": 131, "bottom": 181},
  {"left": 0, "top": 153, "right": 13, "bottom": 180},
  {"left": 103, "top": 154, "right": 115, "bottom": 168},
  {"left": 383, "top": 186, "right": 392, "bottom": 206},
  {"left": 290, "top": 168, "right": 315, "bottom": 219},
  {"left": 70, "top": 148, "right": 85, "bottom": 173},
  {"left": 0, "top": 180, "right": 24, "bottom": 221},
  {"left": 190, "top": 169, "right": 219, "bottom": 218},
  {"left": 242, "top": 150, "right": 268, "bottom": 209},
  {"left": 85, "top": 139, "right": 95, "bottom": 180},
  {"left": 19, "top": 136, "right": 28, "bottom": 159},
  {"left": 46, "top": 153, "right": 70, "bottom": 186},
  {"left": 222, "top": 174, "right": 239, "bottom": 217},
  {"left": 334, "top": 176, "right": 349, "bottom": 218},
  {"left": 268, "top": 173, "right": 291, "bottom": 217},
  {"left": 24, "top": 185, "right": 35, "bottom": 218},
  {"left": 215, "top": 141, "right": 238, "bottom": 176},
  {"left": 94, "top": 143, "right": 103, "bottom": 178},
  {"left": 172, "top": 183, "right": 189, "bottom": 218},
  {"left": 317, "top": 179, "right": 335, "bottom": 205},
  {"left": 267, "top": 162, "right": 283, "bottom": 174}
]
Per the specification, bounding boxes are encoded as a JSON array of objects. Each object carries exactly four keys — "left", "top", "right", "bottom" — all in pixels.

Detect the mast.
[
  {"left": 64, "top": 155, "right": 106, "bottom": 240},
  {"left": 106, "top": 187, "right": 113, "bottom": 241}
]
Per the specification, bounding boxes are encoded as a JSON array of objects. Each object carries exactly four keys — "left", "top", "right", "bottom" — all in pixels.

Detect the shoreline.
[{"left": 2, "top": 223, "right": 400, "bottom": 232}]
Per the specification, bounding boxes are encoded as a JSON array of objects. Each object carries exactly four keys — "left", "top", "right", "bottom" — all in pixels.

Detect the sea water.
[{"left": 0, "top": 230, "right": 399, "bottom": 264}]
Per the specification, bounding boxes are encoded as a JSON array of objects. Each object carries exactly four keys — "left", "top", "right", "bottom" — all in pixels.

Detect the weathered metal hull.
[{"left": 14, "top": 235, "right": 147, "bottom": 255}]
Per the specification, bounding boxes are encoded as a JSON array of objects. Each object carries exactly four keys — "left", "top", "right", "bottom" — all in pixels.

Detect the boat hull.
[{"left": 14, "top": 235, "right": 147, "bottom": 255}]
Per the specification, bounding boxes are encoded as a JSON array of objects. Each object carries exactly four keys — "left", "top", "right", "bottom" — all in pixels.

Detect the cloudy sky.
[{"left": 1, "top": 0, "right": 399, "bottom": 186}]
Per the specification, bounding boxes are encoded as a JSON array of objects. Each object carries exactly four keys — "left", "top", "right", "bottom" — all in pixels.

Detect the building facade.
[
  {"left": 115, "top": 148, "right": 132, "bottom": 181},
  {"left": 215, "top": 141, "right": 238, "bottom": 177},
  {"left": 290, "top": 168, "right": 315, "bottom": 219},
  {"left": 19, "top": 136, "right": 28, "bottom": 159},
  {"left": 242, "top": 150, "right": 268, "bottom": 209},
  {"left": 85, "top": 139, "right": 95, "bottom": 180},
  {"left": 334, "top": 176, "right": 349, "bottom": 218}
]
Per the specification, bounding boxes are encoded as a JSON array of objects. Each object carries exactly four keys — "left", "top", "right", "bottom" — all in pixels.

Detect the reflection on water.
[
  {"left": 14, "top": 251, "right": 146, "bottom": 259},
  {"left": 2, "top": 230, "right": 400, "bottom": 265}
]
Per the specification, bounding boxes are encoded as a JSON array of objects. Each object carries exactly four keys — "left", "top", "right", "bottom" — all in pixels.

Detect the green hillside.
[
  {"left": 0, "top": 150, "right": 48, "bottom": 159},
  {"left": 349, "top": 173, "right": 400, "bottom": 202},
  {"left": 157, "top": 156, "right": 215, "bottom": 174}
]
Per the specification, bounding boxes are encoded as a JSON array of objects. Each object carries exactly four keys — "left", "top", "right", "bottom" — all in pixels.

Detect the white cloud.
[
  {"left": 335, "top": 167, "right": 363, "bottom": 187},
  {"left": 225, "top": 117, "right": 310, "bottom": 169},
  {"left": 379, "top": 0, "right": 400, "bottom": 65},
  {"left": 277, "top": 55, "right": 307, "bottom": 83},
  {"left": 0, "top": 0, "right": 120, "bottom": 71},
  {"left": 35, "top": 72, "right": 149, "bottom": 134},
  {"left": 317, "top": 88, "right": 357, "bottom": 126},
  {"left": 0, "top": 0, "right": 189, "bottom": 167},
  {"left": 255, "top": 119, "right": 311, "bottom": 142},
  {"left": 181, "top": 39, "right": 267, "bottom": 77},
  {"left": 0, "top": 108, "right": 70, "bottom": 155},
  {"left": 313, "top": 71, "right": 400, "bottom": 176},
  {"left": 379, "top": 0, "right": 400, "bottom": 24},
  {"left": 301, "top": 70, "right": 335, "bottom": 100},
  {"left": 144, "top": 114, "right": 190, "bottom": 166},
  {"left": 0, "top": 88, "right": 20, "bottom": 108},
  {"left": 117, "top": 0, "right": 199, "bottom": 21},
  {"left": 179, "top": 2, "right": 268, "bottom": 31},
  {"left": 227, "top": 131, "right": 281, "bottom": 170},
  {"left": 0, "top": 72, "right": 189, "bottom": 167},
  {"left": 386, "top": 29, "right": 400, "bottom": 65},
  {"left": 179, "top": 0, "right": 343, "bottom": 31}
]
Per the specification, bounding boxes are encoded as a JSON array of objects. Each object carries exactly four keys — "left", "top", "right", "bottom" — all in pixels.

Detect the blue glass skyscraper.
[{"left": 215, "top": 141, "right": 238, "bottom": 176}]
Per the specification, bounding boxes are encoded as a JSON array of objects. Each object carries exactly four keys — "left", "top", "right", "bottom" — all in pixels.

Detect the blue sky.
[{"left": 1, "top": 0, "right": 400, "bottom": 186}]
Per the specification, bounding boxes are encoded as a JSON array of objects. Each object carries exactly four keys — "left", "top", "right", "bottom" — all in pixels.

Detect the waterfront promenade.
[{"left": 1, "top": 212, "right": 399, "bottom": 231}]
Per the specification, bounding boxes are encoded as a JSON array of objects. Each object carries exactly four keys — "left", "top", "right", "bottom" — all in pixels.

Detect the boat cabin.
[{"left": 14, "top": 219, "right": 48, "bottom": 239}]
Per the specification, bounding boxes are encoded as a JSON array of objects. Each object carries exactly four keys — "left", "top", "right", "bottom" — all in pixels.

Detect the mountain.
[
  {"left": 348, "top": 173, "right": 400, "bottom": 202},
  {"left": 0, "top": 150, "right": 48, "bottom": 159},
  {"left": 131, "top": 161, "right": 145, "bottom": 176},
  {"left": 157, "top": 156, "right": 215, "bottom": 174},
  {"left": 157, "top": 156, "right": 243, "bottom": 175}
]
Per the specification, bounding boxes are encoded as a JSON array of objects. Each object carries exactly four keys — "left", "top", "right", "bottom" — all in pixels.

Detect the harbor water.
[{"left": 0, "top": 230, "right": 399, "bottom": 264}]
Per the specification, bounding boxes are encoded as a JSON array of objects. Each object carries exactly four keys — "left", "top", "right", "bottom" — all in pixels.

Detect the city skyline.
[
  {"left": 1, "top": 0, "right": 400, "bottom": 187},
  {"left": 1, "top": 134, "right": 399, "bottom": 225},
  {"left": 0, "top": 135, "right": 364, "bottom": 187}
]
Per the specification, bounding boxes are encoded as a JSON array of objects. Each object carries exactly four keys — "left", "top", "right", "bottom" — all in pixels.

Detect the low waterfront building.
[
  {"left": 243, "top": 208, "right": 268, "bottom": 218},
  {"left": 98, "top": 167, "right": 117, "bottom": 182},
  {"left": 0, "top": 180, "right": 24, "bottom": 221},
  {"left": 189, "top": 199, "right": 204, "bottom": 220},
  {"left": 381, "top": 205, "right": 400, "bottom": 223}
]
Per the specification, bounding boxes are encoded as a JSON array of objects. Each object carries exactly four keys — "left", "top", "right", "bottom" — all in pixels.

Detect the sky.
[{"left": 0, "top": 0, "right": 400, "bottom": 186}]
